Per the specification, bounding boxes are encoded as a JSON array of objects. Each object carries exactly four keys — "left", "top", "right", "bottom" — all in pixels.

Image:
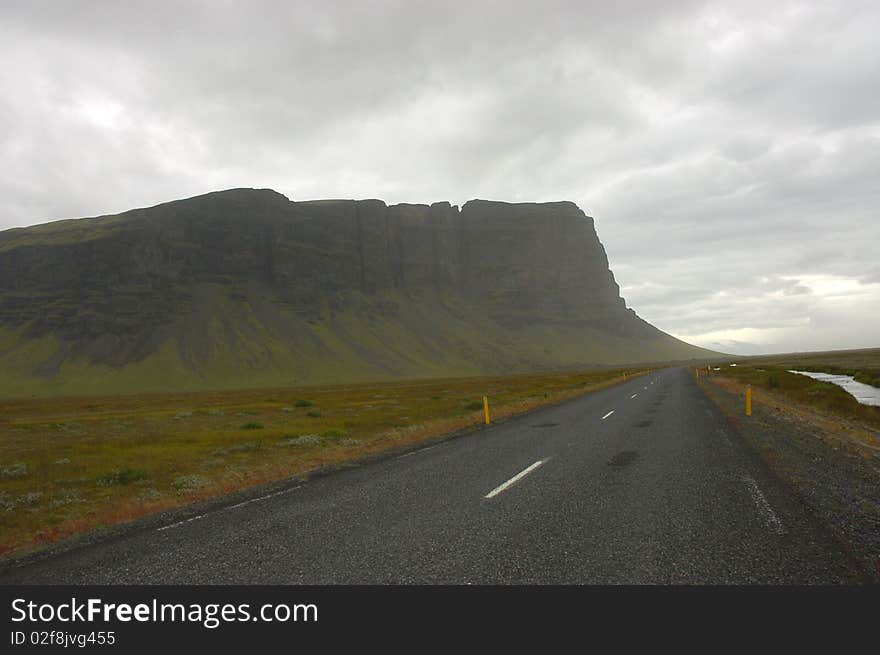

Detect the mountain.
[{"left": 0, "top": 188, "right": 715, "bottom": 396}]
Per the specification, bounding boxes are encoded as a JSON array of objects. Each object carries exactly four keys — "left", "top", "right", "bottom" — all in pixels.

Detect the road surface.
[{"left": 0, "top": 368, "right": 857, "bottom": 584}]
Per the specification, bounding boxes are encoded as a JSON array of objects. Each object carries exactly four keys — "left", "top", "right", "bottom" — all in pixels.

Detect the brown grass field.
[
  {"left": 742, "top": 347, "right": 880, "bottom": 388},
  {"left": 0, "top": 366, "right": 647, "bottom": 559},
  {"left": 700, "top": 359, "right": 880, "bottom": 432}
]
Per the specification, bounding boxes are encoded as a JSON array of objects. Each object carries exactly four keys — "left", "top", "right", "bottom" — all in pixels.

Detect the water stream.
[{"left": 787, "top": 370, "right": 880, "bottom": 407}]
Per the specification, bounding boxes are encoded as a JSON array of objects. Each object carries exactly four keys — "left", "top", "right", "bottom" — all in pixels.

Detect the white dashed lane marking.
[{"left": 484, "top": 460, "right": 547, "bottom": 499}]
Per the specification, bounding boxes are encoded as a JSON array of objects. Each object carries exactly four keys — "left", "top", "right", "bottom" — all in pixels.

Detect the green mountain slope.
[{"left": 0, "top": 189, "right": 716, "bottom": 396}]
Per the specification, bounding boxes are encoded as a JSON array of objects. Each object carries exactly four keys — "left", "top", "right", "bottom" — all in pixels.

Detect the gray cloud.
[{"left": 2, "top": 0, "right": 878, "bottom": 354}]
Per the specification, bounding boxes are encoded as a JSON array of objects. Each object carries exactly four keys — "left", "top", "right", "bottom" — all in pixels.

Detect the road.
[{"left": 0, "top": 368, "right": 857, "bottom": 583}]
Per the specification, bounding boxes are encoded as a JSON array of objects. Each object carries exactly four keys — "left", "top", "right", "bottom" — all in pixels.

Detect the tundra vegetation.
[
  {"left": 743, "top": 347, "right": 880, "bottom": 389},
  {"left": 708, "top": 361, "right": 880, "bottom": 431}
]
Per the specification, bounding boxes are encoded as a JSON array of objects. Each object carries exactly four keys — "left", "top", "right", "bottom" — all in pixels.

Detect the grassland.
[
  {"left": 743, "top": 347, "right": 880, "bottom": 388},
  {"left": 0, "top": 366, "right": 647, "bottom": 559},
  {"left": 700, "top": 362, "right": 880, "bottom": 432}
]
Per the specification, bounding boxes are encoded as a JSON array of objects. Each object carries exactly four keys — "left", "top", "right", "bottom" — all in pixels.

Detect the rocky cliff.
[{"left": 0, "top": 189, "right": 713, "bottom": 395}]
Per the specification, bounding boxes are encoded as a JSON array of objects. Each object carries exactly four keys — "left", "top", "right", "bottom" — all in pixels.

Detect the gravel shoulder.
[{"left": 699, "top": 374, "right": 880, "bottom": 581}]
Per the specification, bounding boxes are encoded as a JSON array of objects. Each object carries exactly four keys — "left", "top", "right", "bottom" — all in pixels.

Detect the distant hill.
[{"left": 0, "top": 188, "right": 716, "bottom": 396}]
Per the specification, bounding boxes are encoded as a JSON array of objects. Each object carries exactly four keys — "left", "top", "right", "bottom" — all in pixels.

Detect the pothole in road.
[
  {"left": 531, "top": 422, "right": 559, "bottom": 428},
  {"left": 634, "top": 420, "right": 652, "bottom": 428},
  {"left": 608, "top": 450, "right": 639, "bottom": 468}
]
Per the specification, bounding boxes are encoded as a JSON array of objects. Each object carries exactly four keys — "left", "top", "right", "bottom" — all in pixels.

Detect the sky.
[{"left": 1, "top": 0, "right": 878, "bottom": 355}]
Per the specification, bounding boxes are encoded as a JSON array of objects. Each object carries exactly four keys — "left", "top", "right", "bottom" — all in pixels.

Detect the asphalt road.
[{"left": 1, "top": 368, "right": 858, "bottom": 584}]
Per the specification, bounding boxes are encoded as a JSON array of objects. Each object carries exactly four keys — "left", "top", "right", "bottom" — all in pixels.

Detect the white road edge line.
[
  {"left": 226, "top": 485, "right": 301, "bottom": 510},
  {"left": 398, "top": 444, "right": 438, "bottom": 459},
  {"left": 157, "top": 485, "right": 302, "bottom": 531},
  {"left": 630, "top": 393, "right": 638, "bottom": 399},
  {"left": 741, "top": 475, "right": 785, "bottom": 534},
  {"left": 716, "top": 428, "right": 733, "bottom": 448},
  {"left": 484, "top": 460, "right": 547, "bottom": 499},
  {"left": 157, "top": 515, "right": 206, "bottom": 532},
  {"left": 601, "top": 410, "right": 615, "bottom": 420}
]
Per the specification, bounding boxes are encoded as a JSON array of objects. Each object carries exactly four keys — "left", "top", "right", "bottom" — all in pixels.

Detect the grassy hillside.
[
  {"left": 0, "top": 284, "right": 709, "bottom": 397},
  {"left": 0, "top": 190, "right": 717, "bottom": 396}
]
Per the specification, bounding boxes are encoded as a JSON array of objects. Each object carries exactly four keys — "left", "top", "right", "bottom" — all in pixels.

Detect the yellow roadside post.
[
  {"left": 746, "top": 385, "right": 752, "bottom": 416},
  {"left": 483, "top": 396, "right": 491, "bottom": 425}
]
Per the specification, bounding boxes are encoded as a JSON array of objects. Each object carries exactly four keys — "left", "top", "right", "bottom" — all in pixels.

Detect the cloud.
[{"left": 1, "top": 0, "right": 878, "bottom": 354}]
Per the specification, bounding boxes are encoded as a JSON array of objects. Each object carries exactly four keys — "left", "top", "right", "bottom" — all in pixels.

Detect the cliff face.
[{"left": 0, "top": 189, "right": 712, "bottom": 395}]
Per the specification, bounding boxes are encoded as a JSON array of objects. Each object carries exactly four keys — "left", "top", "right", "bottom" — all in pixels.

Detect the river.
[{"left": 787, "top": 370, "right": 880, "bottom": 407}]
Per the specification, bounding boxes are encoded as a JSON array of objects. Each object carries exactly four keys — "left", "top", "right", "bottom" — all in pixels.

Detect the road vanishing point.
[{"left": 1, "top": 368, "right": 857, "bottom": 584}]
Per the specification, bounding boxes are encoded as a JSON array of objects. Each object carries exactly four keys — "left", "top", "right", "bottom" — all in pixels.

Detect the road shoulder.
[{"left": 698, "top": 374, "right": 880, "bottom": 582}]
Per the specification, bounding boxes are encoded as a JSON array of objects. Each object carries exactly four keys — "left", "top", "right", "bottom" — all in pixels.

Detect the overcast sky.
[{"left": 2, "top": 1, "right": 878, "bottom": 354}]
